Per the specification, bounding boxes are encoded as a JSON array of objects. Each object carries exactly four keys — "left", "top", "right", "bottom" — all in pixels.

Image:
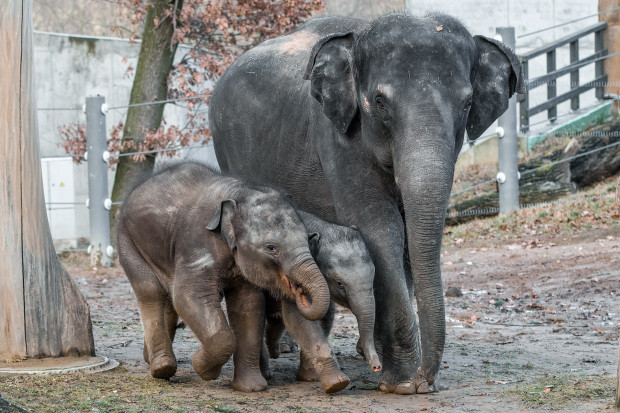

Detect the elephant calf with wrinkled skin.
[
  {"left": 117, "top": 162, "right": 331, "bottom": 392},
  {"left": 262, "top": 210, "right": 381, "bottom": 394}
]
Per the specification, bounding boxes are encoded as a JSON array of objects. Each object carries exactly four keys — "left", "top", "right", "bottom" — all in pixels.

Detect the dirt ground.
[{"left": 1, "top": 226, "right": 619, "bottom": 412}]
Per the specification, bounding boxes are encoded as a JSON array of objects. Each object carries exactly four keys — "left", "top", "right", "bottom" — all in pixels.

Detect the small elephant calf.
[
  {"left": 263, "top": 210, "right": 381, "bottom": 393},
  {"left": 117, "top": 162, "right": 331, "bottom": 392}
]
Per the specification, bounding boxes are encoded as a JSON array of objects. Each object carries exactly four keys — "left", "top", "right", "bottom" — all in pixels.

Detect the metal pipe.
[
  {"left": 496, "top": 27, "right": 520, "bottom": 214},
  {"left": 86, "top": 95, "right": 113, "bottom": 267}
]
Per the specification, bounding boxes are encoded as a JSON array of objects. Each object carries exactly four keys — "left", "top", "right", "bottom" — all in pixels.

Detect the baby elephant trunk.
[
  {"left": 287, "top": 255, "right": 331, "bottom": 321},
  {"left": 349, "top": 288, "right": 382, "bottom": 372}
]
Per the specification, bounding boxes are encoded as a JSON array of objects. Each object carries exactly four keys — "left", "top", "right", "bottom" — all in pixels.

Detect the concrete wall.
[
  {"left": 326, "top": 0, "right": 405, "bottom": 19},
  {"left": 34, "top": 31, "right": 216, "bottom": 246}
]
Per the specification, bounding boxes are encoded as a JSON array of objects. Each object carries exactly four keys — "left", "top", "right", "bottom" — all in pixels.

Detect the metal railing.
[{"left": 519, "top": 21, "right": 609, "bottom": 132}]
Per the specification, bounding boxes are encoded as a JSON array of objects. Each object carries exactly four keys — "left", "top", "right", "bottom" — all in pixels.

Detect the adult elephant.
[{"left": 210, "top": 12, "right": 525, "bottom": 394}]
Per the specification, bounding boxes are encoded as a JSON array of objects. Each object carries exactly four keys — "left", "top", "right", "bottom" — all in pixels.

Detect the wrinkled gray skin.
[
  {"left": 117, "top": 162, "right": 330, "bottom": 392},
  {"left": 210, "top": 12, "right": 525, "bottom": 393},
  {"left": 262, "top": 210, "right": 381, "bottom": 393}
]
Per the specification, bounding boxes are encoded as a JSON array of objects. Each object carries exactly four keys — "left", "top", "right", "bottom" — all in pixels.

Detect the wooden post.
[
  {"left": 599, "top": 0, "right": 620, "bottom": 114},
  {"left": 0, "top": 0, "right": 94, "bottom": 361}
]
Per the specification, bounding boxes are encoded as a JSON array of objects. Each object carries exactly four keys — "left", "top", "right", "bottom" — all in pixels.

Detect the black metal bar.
[
  {"left": 521, "top": 22, "right": 607, "bottom": 59},
  {"left": 570, "top": 40, "right": 579, "bottom": 110},
  {"left": 519, "top": 59, "right": 529, "bottom": 133},
  {"left": 595, "top": 30, "right": 605, "bottom": 99},
  {"left": 527, "top": 49, "right": 607, "bottom": 89},
  {"left": 547, "top": 49, "right": 557, "bottom": 121},
  {"left": 528, "top": 75, "right": 608, "bottom": 116}
]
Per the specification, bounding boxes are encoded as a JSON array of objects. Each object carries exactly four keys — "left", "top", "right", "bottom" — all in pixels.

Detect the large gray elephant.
[{"left": 210, "top": 12, "right": 525, "bottom": 394}]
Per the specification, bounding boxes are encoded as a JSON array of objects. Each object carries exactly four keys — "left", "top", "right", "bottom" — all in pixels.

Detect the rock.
[{"left": 445, "top": 286, "right": 463, "bottom": 297}]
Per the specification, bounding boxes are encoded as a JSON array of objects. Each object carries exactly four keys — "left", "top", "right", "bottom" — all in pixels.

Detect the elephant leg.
[
  {"left": 259, "top": 340, "right": 272, "bottom": 380},
  {"left": 119, "top": 236, "right": 177, "bottom": 379},
  {"left": 323, "top": 173, "right": 423, "bottom": 394},
  {"left": 282, "top": 300, "right": 349, "bottom": 394},
  {"left": 264, "top": 296, "right": 285, "bottom": 359},
  {"left": 366, "top": 231, "right": 422, "bottom": 395},
  {"left": 265, "top": 317, "right": 285, "bottom": 358},
  {"left": 143, "top": 299, "right": 178, "bottom": 365},
  {"left": 172, "top": 272, "right": 234, "bottom": 382},
  {"left": 297, "top": 349, "right": 319, "bottom": 382},
  {"left": 225, "top": 281, "right": 268, "bottom": 392},
  {"left": 299, "top": 301, "right": 334, "bottom": 376},
  {"left": 320, "top": 301, "right": 335, "bottom": 336}
]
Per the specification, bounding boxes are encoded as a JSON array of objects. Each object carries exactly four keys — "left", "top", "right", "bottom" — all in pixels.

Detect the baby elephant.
[
  {"left": 263, "top": 210, "right": 381, "bottom": 393},
  {"left": 117, "top": 162, "right": 330, "bottom": 392}
]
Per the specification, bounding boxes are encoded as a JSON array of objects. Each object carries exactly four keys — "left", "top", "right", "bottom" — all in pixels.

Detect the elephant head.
[
  {"left": 307, "top": 225, "right": 381, "bottom": 373},
  {"left": 304, "top": 13, "right": 525, "bottom": 384},
  {"left": 207, "top": 194, "right": 331, "bottom": 321}
]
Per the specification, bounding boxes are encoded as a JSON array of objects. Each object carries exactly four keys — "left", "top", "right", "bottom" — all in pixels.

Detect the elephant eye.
[
  {"left": 464, "top": 99, "right": 472, "bottom": 111},
  {"left": 375, "top": 96, "right": 386, "bottom": 110},
  {"left": 337, "top": 280, "right": 345, "bottom": 290},
  {"left": 265, "top": 244, "right": 278, "bottom": 254}
]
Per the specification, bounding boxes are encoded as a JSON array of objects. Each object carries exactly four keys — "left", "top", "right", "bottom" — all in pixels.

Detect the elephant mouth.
[{"left": 279, "top": 272, "right": 312, "bottom": 308}]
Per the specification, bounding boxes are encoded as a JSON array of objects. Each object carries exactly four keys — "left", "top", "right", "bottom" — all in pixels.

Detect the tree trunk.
[
  {"left": 570, "top": 124, "right": 620, "bottom": 186},
  {"left": 0, "top": 0, "right": 94, "bottom": 361},
  {"left": 109, "top": 0, "right": 183, "bottom": 246}
]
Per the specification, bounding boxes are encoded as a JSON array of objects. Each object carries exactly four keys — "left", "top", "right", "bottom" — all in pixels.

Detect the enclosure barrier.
[
  {"left": 42, "top": 93, "right": 208, "bottom": 265},
  {"left": 519, "top": 22, "right": 609, "bottom": 132}
]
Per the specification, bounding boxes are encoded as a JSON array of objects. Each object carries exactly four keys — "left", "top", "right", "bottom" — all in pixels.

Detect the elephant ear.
[
  {"left": 307, "top": 232, "right": 321, "bottom": 255},
  {"left": 466, "top": 35, "right": 527, "bottom": 140},
  {"left": 206, "top": 199, "right": 237, "bottom": 252},
  {"left": 304, "top": 32, "right": 357, "bottom": 135}
]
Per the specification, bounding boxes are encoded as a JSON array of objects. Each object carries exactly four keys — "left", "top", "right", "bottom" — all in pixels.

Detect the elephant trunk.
[
  {"left": 394, "top": 133, "right": 455, "bottom": 386},
  {"left": 349, "top": 288, "right": 382, "bottom": 372},
  {"left": 286, "top": 253, "right": 331, "bottom": 321}
]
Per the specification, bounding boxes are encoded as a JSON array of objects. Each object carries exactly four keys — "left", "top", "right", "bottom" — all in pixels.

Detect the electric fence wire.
[
  {"left": 449, "top": 140, "right": 620, "bottom": 197},
  {"left": 518, "top": 6, "right": 620, "bottom": 38}
]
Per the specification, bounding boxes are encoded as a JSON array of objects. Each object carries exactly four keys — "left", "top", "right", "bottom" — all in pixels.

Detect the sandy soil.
[{"left": 3, "top": 228, "right": 617, "bottom": 412}]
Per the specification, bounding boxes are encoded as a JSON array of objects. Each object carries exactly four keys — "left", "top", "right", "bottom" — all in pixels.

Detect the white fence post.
[
  {"left": 496, "top": 27, "right": 520, "bottom": 214},
  {"left": 85, "top": 95, "right": 113, "bottom": 267}
]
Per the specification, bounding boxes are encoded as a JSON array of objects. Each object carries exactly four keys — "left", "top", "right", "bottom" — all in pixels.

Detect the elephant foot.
[
  {"left": 378, "top": 368, "right": 418, "bottom": 395},
  {"left": 192, "top": 351, "right": 222, "bottom": 381},
  {"left": 296, "top": 363, "right": 319, "bottom": 382},
  {"left": 150, "top": 353, "right": 177, "bottom": 380},
  {"left": 260, "top": 358, "right": 272, "bottom": 380},
  {"left": 414, "top": 377, "right": 431, "bottom": 394},
  {"left": 279, "top": 331, "right": 298, "bottom": 354},
  {"left": 319, "top": 371, "right": 350, "bottom": 394},
  {"left": 267, "top": 342, "right": 280, "bottom": 359},
  {"left": 232, "top": 372, "right": 268, "bottom": 392}
]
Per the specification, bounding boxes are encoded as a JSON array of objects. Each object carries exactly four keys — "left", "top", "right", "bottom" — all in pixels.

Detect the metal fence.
[
  {"left": 41, "top": 94, "right": 209, "bottom": 266},
  {"left": 519, "top": 22, "right": 609, "bottom": 132}
]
